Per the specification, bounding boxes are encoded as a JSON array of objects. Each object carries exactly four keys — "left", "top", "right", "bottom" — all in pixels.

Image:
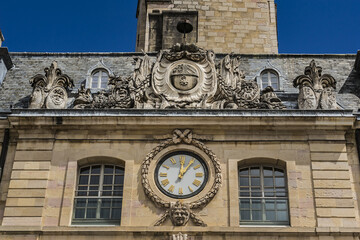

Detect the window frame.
[
  {"left": 260, "top": 69, "right": 280, "bottom": 90},
  {"left": 72, "top": 164, "right": 124, "bottom": 226},
  {"left": 238, "top": 165, "right": 290, "bottom": 226},
  {"left": 89, "top": 69, "right": 109, "bottom": 90}
]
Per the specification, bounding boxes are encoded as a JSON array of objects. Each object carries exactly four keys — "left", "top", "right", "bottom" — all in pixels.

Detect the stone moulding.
[
  {"left": 29, "top": 61, "right": 74, "bottom": 109},
  {"left": 141, "top": 129, "right": 222, "bottom": 227},
  {"left": 72, "top": 44, "right": 286, "bottom": 110},
  {"left": 293, "top": 60, "right": 337, "bottom": 110}
]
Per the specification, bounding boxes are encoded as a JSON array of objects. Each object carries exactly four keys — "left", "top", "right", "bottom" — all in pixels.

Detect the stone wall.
[{"left": 0, "top": 53, "right": 357, "bottom": 110}]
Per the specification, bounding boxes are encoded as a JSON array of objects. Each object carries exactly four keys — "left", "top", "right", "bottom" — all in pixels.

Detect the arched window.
[
  {"left": 260, "top": 70, "right": 279, "bottom": 90},
  {"left": 239, "top": 165, "right": 289, "bottom": 225},
  {"left": 90, "top": 69, "right": 109, "bottom": 89},
  {"left": 72, "top": 164, "right": 124, "bottom": 225}
]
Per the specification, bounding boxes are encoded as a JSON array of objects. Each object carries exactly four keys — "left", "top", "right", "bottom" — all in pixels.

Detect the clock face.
[{"left": 155, "top": 151, "right": 208, "bottom": 199}]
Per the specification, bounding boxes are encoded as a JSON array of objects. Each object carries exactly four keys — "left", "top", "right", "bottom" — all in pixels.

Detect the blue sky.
[{"left": 0, "top": 0, "right": 359, "bottom": 54}]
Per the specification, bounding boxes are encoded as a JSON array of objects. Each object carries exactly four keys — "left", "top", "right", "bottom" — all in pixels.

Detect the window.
[
  {"left": 239, "top": 165, "right": 289, "bottom": 225},
  {"left": 261, "top": 70, "right": 279, "bottom": 90},
  {"left": 90, "top": 69, "right": 109, "bottom": 89},
  {"left": 72, "top": 164, "right": 124, "bottom": 225}
]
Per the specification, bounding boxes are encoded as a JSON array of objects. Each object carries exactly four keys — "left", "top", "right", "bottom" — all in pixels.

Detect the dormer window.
[
  {"left": 261, "top": 70, "right": 279, "bottom": 90},
  {"left": 91, "top": 69, "right": 109, "bottom": 89}
]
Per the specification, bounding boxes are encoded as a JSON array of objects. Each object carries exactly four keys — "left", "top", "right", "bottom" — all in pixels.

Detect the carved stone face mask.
[{"left": 170, "top": 202, "right": 190, "bottom": 226}]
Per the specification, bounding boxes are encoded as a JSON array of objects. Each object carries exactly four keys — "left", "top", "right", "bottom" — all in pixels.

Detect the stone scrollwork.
[
  {"left": 74, "top": 76, "right": 133, "bottom": 109},
  {"left": 141, "top": 129, "right": 221, "bottom": 227},
  {"left": 293, "top": 60, "right": 337, "bottom": 110},
  {"left": 29, "top": 61, "right": 74, "bottom": 109},
  {"left": 67, "top": 44, "right": 288, "bottom": 110}
]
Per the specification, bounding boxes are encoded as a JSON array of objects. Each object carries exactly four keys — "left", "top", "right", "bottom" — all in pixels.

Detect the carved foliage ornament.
[
  {"left": 141, "top": 129, "right": 222, "bottom": 227},
  {"left": 72, "top": 44, "right": 286, "bottom": 110},
  {"left": 29, "top": 61, "right": 74, "bottom": 109},
  {"left": 293, "top": 60, "right": 337, "bottom": 110}
]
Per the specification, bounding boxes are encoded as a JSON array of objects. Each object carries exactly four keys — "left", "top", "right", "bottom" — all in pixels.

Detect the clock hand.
[
  {"left": 178, "top": 158, "right": 185, "bottom": 179},
  {"left": 179, "top": 158, "right": 195, "bottom": 178}
]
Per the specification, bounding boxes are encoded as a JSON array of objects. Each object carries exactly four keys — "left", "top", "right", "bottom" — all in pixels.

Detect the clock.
[{"left": 155, "top": 151, "right": 208, "bottom": 199}]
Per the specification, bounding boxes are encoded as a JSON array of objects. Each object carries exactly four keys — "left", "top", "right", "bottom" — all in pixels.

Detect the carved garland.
[{"left": 141, "top": 129, "right": 222, "bottom": 226}]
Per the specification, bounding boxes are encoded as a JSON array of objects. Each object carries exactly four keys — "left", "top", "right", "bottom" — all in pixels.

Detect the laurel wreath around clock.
[{"left": 141, "top": 129, "right": 222, "bottom": 210}]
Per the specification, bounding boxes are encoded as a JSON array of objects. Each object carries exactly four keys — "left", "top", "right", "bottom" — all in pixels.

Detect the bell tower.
[{"left": 136, "top": 0, "right": 278, "bottom": 54}]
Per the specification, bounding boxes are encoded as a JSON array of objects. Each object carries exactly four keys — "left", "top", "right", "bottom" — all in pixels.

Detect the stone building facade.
[{"left": 0, "top": 1, "right": 360, "bottom": 240}]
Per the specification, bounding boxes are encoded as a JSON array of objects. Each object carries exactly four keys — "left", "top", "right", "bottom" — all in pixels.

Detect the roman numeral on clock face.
[
  {"left": 193, "top": 179, "right": 201, "bottom": 187},
  {"left": 196, "top": 172, "right": 203, "bottom": 177},
  {"left": 161, "top": 179, "right": 169, "bottom": 186},
  {"left": 168, "top": 185, "right": 175, "bottom": 193},
  {"left": 159, "top": 173, "right": 167, "bottom": 177},
  {"left": 170, "top": 158, "right": 176, "bottom": 164}
]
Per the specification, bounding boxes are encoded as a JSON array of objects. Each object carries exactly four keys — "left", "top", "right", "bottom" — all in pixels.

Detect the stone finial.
[
  {"left": 293, "top": 60, "right": 337, "bottom": 110},
  {"left": 29, "top": 61, "right": 74, "bottom": 109}
]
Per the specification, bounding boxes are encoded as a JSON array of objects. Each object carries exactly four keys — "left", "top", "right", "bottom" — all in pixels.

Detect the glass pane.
[
  {"left": 275, "top": 177, "right": 285, "bottom": 187},
  {"left": 104, "top": 165, "right": 114, "bottom": 174},
  {"left": 79, "top": 175, "right": 89, "bottom": 185},
  {"left": 91, "top": 74, "right": 99, "bottom": 89},
  {"left": 240, "top": 210, "right": 250, "bottom": 220},
  {"left": 89, "top": 186, "right": 98, "bottom": 191},
  {"left": 252, "top": 199, "right": 262, "bottom": 210},
  {"left": 262, "top": 83, "right": 268, "bottom": 88},
  {"left": 240, "top": 177, "right": 249, "bottom": 186},
  {"left": 239, "top": 168, "right": 249, "bottom": 176},
  {"left": 103, "top": 186, "right": 112, "bottom": 191},
  {"left": 103, "top": 175, "right": 113, "bottom": 185},
  {"left": 113, "top": 199, "right": 122, "bottom": 207},
  {"left": 264, "top": 189, "right": 275, "bottom": 197},
  {"left": 90, "top": 175, "right": 100, "bottom": 185},
  {"left": 87, "top": 199, "right": 97, "bottom": 207},
  {"left": 115, "top": 175, "right": 124, "bottom": 185},
  {"left": 111, "top": 208, "right": 121, "bottom": 219},
  {"left": 277, "top": 211, "right": 288, "bottom": 221},
  {"left": 91, "top": 166, "right": 101, "bottom": 174},
  {"left": 263, "top": 167, "right": 273, "bottom": 176},
  {"left": 89, "top": 191, "right": 98, "bottom": 196},
  {"left": 101, "top": 199, "right": 111, "bottom": 207},
  {"left": 240, "top": 190, "right": 250, "bottom": 197},
  {"left": 252, "top": 211, "right": 262, "bottom": 221},
  {"left": 114, "top": 191, "right": 123, "bottom": 196},
  {"left": 266, "top": 210, "right": 276, "bottom": 221},
  {"left": 251, "top": 191, "right": 262, "bottom": 197},
  {"left": 271, "top": 83, "right": 278, "bottom": 90},
  {"left": 276, "top": 189, "right": 287, "bottom": 197},
  {"left": 102, "top": 191, "right": 112, "bottom": 196},
  {"left": 75, "top": 199, "right": 86, "bottom": 207},
  {"left": 240, "top": 199, "right": 250, "bottom": 209},
  {"left": 75, "top": 208, "right": 85, "bottom": 219},
  {"left": 250, "top": 167, "right": 260, "bottom": 176},
  {"left": 277, "top": 200, "right": 288, "bottom": 210},
  {"left": 114, "top": 186, "right": 122, "bottom": 191},
  {"left": 264, "top": 177, "right": 274, "bottom": 187},
  {"left": 251, "top": 177, "right": 260, "bottom": 186},
  {"left": 265, "top": 200, "right": 275, "bottom": 210},
  {"left": 115, "top": 167, "right": 124, "bottom": 174},
  {"left": 100, "top": 208, "right": 110, "bottom": 219},
  {"left": 86, "top": 208, "right": 96, "bottom": 219},
  {"left": 80, "top": 167, "right": 90, "bottom": 174},
  {"left": 275, "top": 169, "right": 284, "bottom": 176}
]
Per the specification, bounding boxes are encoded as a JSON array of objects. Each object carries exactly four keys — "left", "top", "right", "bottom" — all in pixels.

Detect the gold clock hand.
[
  {"left": 178, "top": 158, "right": 185, "bottom": 179},
  {"left": 179, "top": 158, "right": 195, "bottom": 178}
]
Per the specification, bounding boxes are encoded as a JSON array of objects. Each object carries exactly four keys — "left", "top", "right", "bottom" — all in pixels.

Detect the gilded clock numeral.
[
  {"left": 168, "top": 185, "right": 175, "bottom": 193},
  {"left": 159, "top": 173, "right": 167, "bottom": 177},
  {"left": 196, "top": 172, "right": 203, "bottom": 177},
  {"left": 193, "top": 164, "right": 201, "bottom": 170},
  {"left": 193, "top": 179, "right": 201, "bottom": 187},
  {"left": 170, "top": 158, "right": 176, "bottom": 164},
  {"left": 179, "top": 187, "right": 183, "bottom": 195},
  {"left": 161, "top": 179, "right": 169, "bottom": 186},
  {"left": 162, "top": 164, "right": 170, "bottom": 169},
  {"left": 179, "top": 156, "right": 185, "bottom": 163},
  {"left": 188, "top": 186, "right": 194, "bottom": 192}
]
